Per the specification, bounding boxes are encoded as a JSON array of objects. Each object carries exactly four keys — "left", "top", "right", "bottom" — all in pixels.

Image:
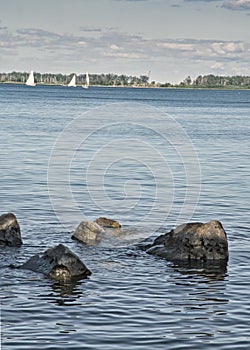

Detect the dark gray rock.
[
  {"left": 146, "top": 220, "right": 228, "bottom": 263},
  {"left": 0, "top": 213, "right": 22, "bottom": 247},
  {"left": 20, "top": 244, "right": 91, "bottom": 281},
  {"left": 72, "top": 221, "right": 105, "bottom": 245}
]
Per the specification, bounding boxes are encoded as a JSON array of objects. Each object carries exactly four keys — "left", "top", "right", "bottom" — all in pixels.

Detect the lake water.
[{"left": 0, "top": 84, "right": 249, "bottom": 349}]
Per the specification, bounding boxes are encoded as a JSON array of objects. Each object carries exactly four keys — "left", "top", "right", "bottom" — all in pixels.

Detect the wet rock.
[
  {"left": 94, "top": 217, "right": 121, "bottom": 229},
  {"left": 0, "top": 213, "right": 22, "bottom": 247},
  {"left": 20, "top": 244, "right": 91, "bottom": 281},
  {"left": 146, "top": 220, "right": 228, "bottom": 263},
  {"left": 72, "top": 221, "right": 105, "bottom": 245}
]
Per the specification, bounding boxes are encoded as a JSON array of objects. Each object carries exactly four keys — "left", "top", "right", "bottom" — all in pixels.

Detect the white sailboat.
[
  {"left": 82, "top": 72, "right": 89, "bottom": 89},
  {"left": 68, "top": 74, "right": 76, "bottom": 87},
  {"left": 26, "top": 70, "right": 36, "bottom": 86}
]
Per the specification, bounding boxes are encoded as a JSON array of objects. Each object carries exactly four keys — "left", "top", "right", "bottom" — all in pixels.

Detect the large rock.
[
  {"left": 72, "top": 221, "right": 105, "bottom": 245},
  {"left": 0, "top": 213, "right": 22, "bottom": 247},
  {"left": 146, "top": 220, "right": 228, "bottom": 263},
  {"left": 94, "top": 217, "right": 121, "bottom": 229},
  {"left": 20, "top": 244, "right": 91, "bottom": 281}
]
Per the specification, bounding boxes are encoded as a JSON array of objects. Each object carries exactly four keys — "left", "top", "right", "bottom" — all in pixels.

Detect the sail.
[
  {"left": 86, "top": 72, "right": 89, "bottom": 86},
  {"left": 68, "top": 74, "right": 76, "bottom": 87},
  {"left": 82, "top": 72, "right": 89, "bottom": 89},
  {"left": 26, "top": 71, "right": 36, "bottom": 86}
]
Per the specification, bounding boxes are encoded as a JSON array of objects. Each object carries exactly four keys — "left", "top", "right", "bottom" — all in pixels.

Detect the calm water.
[{"left": 0, "top": 84, "right": 250, "bottom": 349}]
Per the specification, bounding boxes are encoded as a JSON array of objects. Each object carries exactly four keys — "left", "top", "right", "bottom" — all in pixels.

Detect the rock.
[
  {"left": 20, "top": 244, "right": 91, "bottom": 281},
  {"left": 146, "top": 220, "right": 228, "bottom": 263},
  {"left": 94, "top": 217, "right": 121, "bottom": 229},
  {"left": 72, "top": 219, "right": 122, "bottom": 246},
  {"left": 72, "top": 221, "right": 105, "bottom": 245},
  {"left": 0, "top": 213, "right": 22, "bottom": 247}
]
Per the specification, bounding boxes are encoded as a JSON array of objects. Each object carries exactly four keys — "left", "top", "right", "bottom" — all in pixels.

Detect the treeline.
[
  {"left": 0, "top": 71, "right": 250, "bottom": 88},
  {"left": 175, "top": 74, "right": 250, "bottom": 89},
  {"left": 0, "top": 71, "right": 149, "bottom": 87}
]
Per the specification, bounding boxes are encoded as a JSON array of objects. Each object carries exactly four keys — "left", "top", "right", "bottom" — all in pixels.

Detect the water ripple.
[{"left": 1, "top": 85, "right": 250, "bottom": 349}]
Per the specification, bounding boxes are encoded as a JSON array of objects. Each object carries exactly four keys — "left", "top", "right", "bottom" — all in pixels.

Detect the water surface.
[{"left": 1, "top": 84, "right": 250, "bottom": 349}]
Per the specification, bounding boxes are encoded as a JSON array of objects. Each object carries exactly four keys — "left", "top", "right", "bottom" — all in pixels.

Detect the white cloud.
[
  {"left": 155, "top": 39, "right": 248, "bottom": 62},
  {"left": 157, "top": 42, "right": 194, "bottom": 51},
  {"left": 110, "top": 44, "right": 121, "bottom": 50},
  {"left": 104, "top": 52, "right": 144, "bottom": 59},
  {"left": 210, "top": 62, "right": 224, "bottom": 69},
  {"left": 78, "top": 41, "right": 87, "bottom": 46},
  {"left": 211, "top": 41, "right": 245, "bottom": 54}
]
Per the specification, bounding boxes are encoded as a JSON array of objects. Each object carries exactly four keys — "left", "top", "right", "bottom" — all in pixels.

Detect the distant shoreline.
[
  {"left": 1, "top": 72, "right": 250, "bottom": 89},
  {"left": 1, "top": 81, "right": 249, "bottom": 91}
]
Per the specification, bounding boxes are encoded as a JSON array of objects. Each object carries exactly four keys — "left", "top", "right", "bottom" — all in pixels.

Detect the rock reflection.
[
  {"left": 168, "top": 260, "right": 229, "bottom": 330},
  {"left": 46, "top": 279, "right": 86, "bottom": 306},
  {"left": 171, "top": 260, "right": 228, "bottom": 281}
]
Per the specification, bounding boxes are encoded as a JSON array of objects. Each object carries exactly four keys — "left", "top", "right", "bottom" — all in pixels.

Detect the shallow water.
[{"left": 0, "top": 84, "right": 250, "bottom": 349}]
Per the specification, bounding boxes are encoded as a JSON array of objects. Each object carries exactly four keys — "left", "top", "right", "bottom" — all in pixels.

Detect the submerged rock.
[
  {"left": 72, "top": 221, "right": 105, "bottom": 245},
  {"left": 146, "top": 220, "right": 228, "bottom": 263},
  {"left": 94, "top": 217, "right": 121, "bottom": 229},
  {"left": 0, "top": 213, "right": 22, "bottom": 247},
  {"left": 20, "top": 244, "right": 91, "bottom": 281}
]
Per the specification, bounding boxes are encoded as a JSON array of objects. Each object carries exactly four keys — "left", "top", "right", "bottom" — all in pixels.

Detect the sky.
[{"left": 0, "top": 0, "right": 249, "bottom": 83}]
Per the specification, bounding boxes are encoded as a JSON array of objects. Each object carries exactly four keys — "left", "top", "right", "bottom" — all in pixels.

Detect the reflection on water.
[
  {"left": 172, "top": 260, "right": 228, "bottom": 281},
  {"left": 47, "top": 280, "right": 85, "bottom": 306}
]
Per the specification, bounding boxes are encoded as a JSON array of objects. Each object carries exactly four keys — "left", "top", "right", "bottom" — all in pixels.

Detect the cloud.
[
  {"left": 183, "top": 0, "right": 221, "bottom": 2},
  {"left": 222, "top": 0, "right": 250, "bottom": 10},
  {"left": 113, "top": 0, "right": 149, "bottom": 2},
  {"left": 110, "top": 44, "right": 121, "bottom": 50},
  {"left": 1, "top": 26, "right": 249, "bottom": 82},
  {"left": 156, "top": 38, "right": 247, "bottom": 57},
  {"left": 1, "top": 27, "right": 248, "bottom": 63},
  {"left": 78, "top": 41, "right": 87, "bottom": 46},
  {"left": 80, "top": 26, "right": 102, "bottom": 33},
  {"left": 183, "top": 0, "right": 250, "bottom": 11},
  {"left": 157, "top": 42, "right": 194, "bottom": 51},
  {"left": 14, "top": 28, "right": 91, "bottom": 51},
  {"left": 210, "top": 62, "right": 224, "bottom": 69},
  {"left": 17, "top": 28, "right": 61, "bottom": 41},
  {"left": 104, "top": 52, "right": 144, "bottom": 59},
  {"left": 211, "top": 41, "right": 245, "bottom": 54}
]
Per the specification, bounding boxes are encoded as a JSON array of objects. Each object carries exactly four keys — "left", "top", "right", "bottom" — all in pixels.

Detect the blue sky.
[{"left": 0, "top": 0, "right": 249, "bottom": 83}]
